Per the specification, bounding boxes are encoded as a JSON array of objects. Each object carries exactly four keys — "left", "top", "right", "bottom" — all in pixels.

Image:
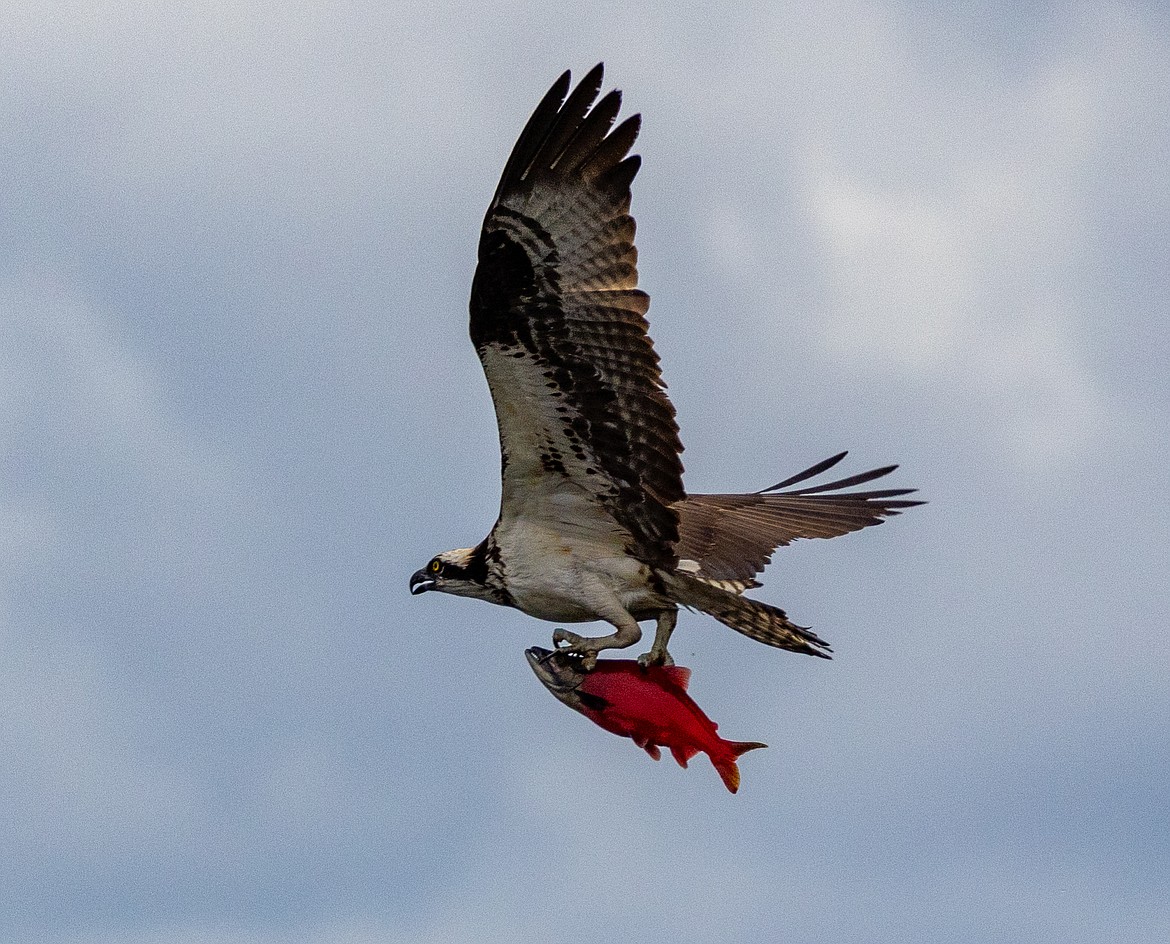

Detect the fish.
[{"left": 525, "top": 647, "right": 767, "bottom": 793}]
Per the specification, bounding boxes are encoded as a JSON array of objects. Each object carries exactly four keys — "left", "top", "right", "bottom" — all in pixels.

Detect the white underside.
[{"left": 493, "top": 516, "right": 664, "bottom": 623}]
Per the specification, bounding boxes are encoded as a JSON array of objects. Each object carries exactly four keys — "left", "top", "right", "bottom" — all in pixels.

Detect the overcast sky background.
[{"left": 2, "top": 2, "right": 1168, "bottom": 942}]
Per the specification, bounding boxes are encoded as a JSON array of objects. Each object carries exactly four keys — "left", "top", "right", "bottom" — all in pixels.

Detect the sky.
[{"left": 2, "top": 2, "right": 1168, "bottom": 942}]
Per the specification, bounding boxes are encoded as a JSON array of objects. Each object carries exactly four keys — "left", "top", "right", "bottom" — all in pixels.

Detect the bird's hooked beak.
[{"left": 409, "top": 569, "right": 435, "bottom": 595}]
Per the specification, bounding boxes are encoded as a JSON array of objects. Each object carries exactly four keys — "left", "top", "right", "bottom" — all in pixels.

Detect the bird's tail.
[{"left": 658, "top": 569, "right": 832, "bottom": 659}]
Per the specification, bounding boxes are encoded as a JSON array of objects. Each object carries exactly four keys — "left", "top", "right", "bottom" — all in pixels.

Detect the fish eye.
[{"left": 429, "top": 558, "right": 443, "bottom": 574}]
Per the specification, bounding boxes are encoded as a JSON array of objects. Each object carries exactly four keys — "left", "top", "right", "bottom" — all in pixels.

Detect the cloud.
[
  {"left": 680, "top": 5, "right": 1170, "bottom": 468},
  {"left": 800, "top": 44, "right": 1113, "bottom": 465},
  {"left": 2, "top": 3, "right": 1167, "bottom": 943}
]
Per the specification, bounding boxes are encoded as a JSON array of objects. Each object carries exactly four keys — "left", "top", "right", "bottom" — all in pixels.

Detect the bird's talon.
[
  {"left": 578, "top": 650, "right": 598, "bottom": 671},
  {"left": 638, "top": 649, "right": 675, "bottom": 668},
  {"left": 552, "top": 628, "right": 582, "bottom": 650},
  {"left": 550, "top": 630, "right": 600, "bottom": 670}
]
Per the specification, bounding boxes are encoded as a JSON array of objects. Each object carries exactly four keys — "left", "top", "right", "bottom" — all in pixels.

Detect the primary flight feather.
[{"left": 410, "top": 65, "right": 922, "bottom": 667}]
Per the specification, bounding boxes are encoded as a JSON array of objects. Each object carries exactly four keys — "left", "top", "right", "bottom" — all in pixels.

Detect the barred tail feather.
[{"left": 659, "top": 569, "right": 833, "bottom": 659}]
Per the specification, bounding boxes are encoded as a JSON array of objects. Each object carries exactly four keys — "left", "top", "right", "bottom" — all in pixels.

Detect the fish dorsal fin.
[
  {"left": 669, "top": 744, "right": 699, "bottom": 768},
  {"left": 662, "top": 665, "right": 691, "bottom": 690}
]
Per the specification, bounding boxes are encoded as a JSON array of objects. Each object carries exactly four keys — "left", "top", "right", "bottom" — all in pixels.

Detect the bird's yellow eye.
[{"left": 429, "top": 559, "right": 442, "bottom": 574}]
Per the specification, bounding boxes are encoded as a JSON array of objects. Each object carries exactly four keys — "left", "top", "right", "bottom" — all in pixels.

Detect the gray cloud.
[{"left": 3, "top": 2, "right": 1167, "bottom": 942}]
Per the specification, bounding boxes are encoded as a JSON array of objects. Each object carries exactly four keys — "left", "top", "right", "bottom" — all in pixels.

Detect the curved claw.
[
  {"left": 637, "top": 648, "right": 675, "bottom": 668},
  {"left": 552, "top": 628, "right": 575, "bottom": 645},
  {"left": 552, "top": 629, "right": 599, "bottom": 671}
]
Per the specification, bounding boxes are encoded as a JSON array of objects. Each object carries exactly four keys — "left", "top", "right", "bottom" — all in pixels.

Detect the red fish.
[{"left": 526, "top": 647, "right": 766, "bottom": 793}]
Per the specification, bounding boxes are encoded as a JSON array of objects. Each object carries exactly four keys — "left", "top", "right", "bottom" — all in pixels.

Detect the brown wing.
[
  {"left": 470, "top": 65, "right": 684, "bottom": 568},
  {"left": 675, "top": 452, "right": 924, "bottom": 590}
]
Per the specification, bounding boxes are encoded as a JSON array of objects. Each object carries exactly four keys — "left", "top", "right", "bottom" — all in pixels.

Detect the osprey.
[{"left": 410, "top": 65, "right": 922, "bottom": 667}]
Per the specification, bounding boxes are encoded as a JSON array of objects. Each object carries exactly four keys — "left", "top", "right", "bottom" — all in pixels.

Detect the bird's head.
[{"left": 409, "top": 546, "right": 493, "bottom": 601}]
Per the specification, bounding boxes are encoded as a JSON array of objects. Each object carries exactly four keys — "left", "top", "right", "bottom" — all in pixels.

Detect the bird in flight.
[{"left": 410, "top": 64, "right": 922, "bottom": 667}]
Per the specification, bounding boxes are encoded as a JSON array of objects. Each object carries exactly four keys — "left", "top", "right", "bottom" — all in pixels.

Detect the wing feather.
[
  {"left": 553, "top": 89, "right": 623, "bottom": 173},
  {"left": 675, "top": 454, "right": 924, "bottom": 588},
  {"left": 470, "top": 66, "right": 684, "bottom": 566},
  {"left": 582, "top": 116, "right": 641, "bottom": 181}
]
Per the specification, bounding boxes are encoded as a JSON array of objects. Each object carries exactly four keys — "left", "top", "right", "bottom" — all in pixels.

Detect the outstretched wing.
[
  {"left": 470, "top": 65, "right": 684, "bottom": 568},
  {"left": 674, "top": 452, "right": 924, "bottom": 591}
]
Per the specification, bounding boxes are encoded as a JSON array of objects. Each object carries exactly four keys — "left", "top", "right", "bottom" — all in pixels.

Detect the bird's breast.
[{"left": 492, "top": 523, "right": 661, "bottom": 623}]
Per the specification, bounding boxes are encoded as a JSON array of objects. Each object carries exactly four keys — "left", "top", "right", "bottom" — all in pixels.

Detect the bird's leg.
[
  {"left": 553, "top": 612, "right": 642, "bottom": 672},
  {"left": 639, "top": 608, "right": 677, "bottom": 667},
  {"left": 552, "top": 579, "right": 645, "bottom": 670}
]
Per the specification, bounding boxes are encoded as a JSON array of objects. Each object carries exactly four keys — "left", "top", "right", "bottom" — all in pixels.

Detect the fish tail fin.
[
  {"left": 659, "top": 569, "right": 832, "bottom": 658},
  {"left": 713, "top": 741, "right": 768, "bottom": 794}
]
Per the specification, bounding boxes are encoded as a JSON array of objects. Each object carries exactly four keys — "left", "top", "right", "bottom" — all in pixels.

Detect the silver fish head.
[{"left": 525, "top": 646, "right": 588, "bottom": 709}]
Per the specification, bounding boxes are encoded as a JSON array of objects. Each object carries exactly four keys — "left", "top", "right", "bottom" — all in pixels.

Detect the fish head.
[{"left": 525, "top": 646, "right": 589, "bottom": 709}]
